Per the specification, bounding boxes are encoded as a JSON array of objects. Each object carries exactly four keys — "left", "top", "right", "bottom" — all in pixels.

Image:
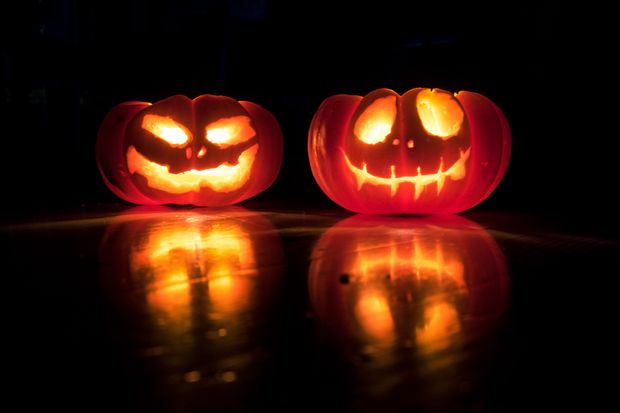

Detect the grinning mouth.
[
  {"left": 127, "top": 144, "right": 258, "bottom": 194},
  {"left": 342, "top": 147, "right": 471, "bottom": 200}
]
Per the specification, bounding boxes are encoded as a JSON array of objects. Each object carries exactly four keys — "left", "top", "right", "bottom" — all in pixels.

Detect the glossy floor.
[{"left": 3, "top": 207, "right": 614, "bottom": 412}]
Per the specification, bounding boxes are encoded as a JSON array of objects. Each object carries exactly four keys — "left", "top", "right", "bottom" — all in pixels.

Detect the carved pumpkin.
[
  {"left": 308, "top": 88, "right": 511, "bottom": 214},
  {"left": 309, "top": 215, "right": 509, "bottom": 355},
  {"left": 99, "top": 207, "right": 283, "bottom": 379},
  {"left": 97, "top": 95, "right": 283, "bottom": 206}
]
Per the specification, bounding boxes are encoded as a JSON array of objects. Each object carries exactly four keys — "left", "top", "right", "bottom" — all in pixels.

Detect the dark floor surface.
[{"left": 2, "top": 205, "right": 616, "bottom": 412}]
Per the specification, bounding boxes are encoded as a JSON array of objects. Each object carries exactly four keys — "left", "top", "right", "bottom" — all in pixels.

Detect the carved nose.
[
  {"left": 186, "top": 146, "right": 207, "bottom": 160},
  {"left": 197, "top": 146, "right": 207, "bottom": 158},
  {"left": 392, "top": 138, "right": 414, "bottom": 148}
]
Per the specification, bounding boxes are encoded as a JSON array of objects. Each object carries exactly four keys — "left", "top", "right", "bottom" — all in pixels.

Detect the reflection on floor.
[
  {"left": 4, "top": 207, "right": 615, "bottom": 412},
  {"left": 99, "top": 208, "right": 283, "bottom": 389}
]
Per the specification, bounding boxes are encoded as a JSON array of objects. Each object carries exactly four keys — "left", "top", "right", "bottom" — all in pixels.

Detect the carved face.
[
  {"left": 345, "top": 88, "right": 471, "bottom": 201},
  {"left": 308, "top": 88, "right": 511, "bottom": 214},
  {"left": 127, "top": 96, "right": 259, "bottom": 195},
  {"left": 96, "top": 95, "right": 283, "bottom": 206}
]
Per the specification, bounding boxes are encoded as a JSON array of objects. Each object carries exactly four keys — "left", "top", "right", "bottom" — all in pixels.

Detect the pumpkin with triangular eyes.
[
  {"left": 97, "top": 94, "right": 283, "bottom": 206},
  {"left": 308, "top": 88, "right": 511, "bottom": 214}
]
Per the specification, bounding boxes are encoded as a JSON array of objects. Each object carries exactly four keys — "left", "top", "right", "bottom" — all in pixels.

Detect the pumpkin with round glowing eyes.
[
  {"left": 96, "top": 95, "right": 283, "bottom": 206},
  {"left": 308, "top": 88, "right": 511, "bottom": 214}
]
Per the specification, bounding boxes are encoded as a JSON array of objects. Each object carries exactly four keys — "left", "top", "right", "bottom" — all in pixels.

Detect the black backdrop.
[
  {"left": 0, "top": 1, "right": 612, "bottom": 222},
  {"left": 1, "top": 3, "right": 616, "bottom": 413}
]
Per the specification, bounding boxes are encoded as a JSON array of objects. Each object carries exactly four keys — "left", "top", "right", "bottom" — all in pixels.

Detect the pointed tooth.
[
  {"left": 356, "top": 176, "right": 365, "bottom": 191},
  {"left": 414, "top": 183, "right": 424, "bottom": 200},
  {"left": 355, "top": 163, "right": 367, "bottom": 190},
  {"left": 436, "top": 158, "right": 445, "bottom": 194},
  {"left": 436, "top": 175, "right": 446, "bottom": 194},
  {"left": 449, "top": 158, "right": 466, "bottom": 180},
  {"left": 391, "top": 185, "right": 398, "bottom": 197},
  {"left": 390, "top": 165, "right": 398, "bottom": 197},
  {"left": 463, "top": 147, "right": 471, "bottom": 160}
]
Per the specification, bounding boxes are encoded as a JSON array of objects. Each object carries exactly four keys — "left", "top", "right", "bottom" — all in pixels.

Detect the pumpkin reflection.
[
  {"left": 309, "top": 215, "right": 509, "bottom": 359},
  {"left": 130, "top": 220, "right": 258, "bottom": 338},
  {"left": 100, "top": 207, "right": 282, "bottom": 380}
]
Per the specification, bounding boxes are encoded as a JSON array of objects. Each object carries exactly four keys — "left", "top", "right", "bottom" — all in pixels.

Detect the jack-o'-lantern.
[
  {"left": 309, "top": 215, "right": 509, "bottom": 361},
  {"left": 308, "top": 88, "right": 511, "bottom": 214},
  {"left": 99, "top": 207, "right": 283, "bottom": 383},
  {"left": 97, "top": 95, "right": 283, "bottom": 206}
]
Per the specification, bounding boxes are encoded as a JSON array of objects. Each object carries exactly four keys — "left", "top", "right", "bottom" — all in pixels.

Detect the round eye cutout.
[
  {"left": 354, "top": 96, "right": 397, "bottom": 145},
  {"left": 142, "top": 114, "right": 191, "bottom": 147},
  {"left": 205, "top": 116, "right": 256, "bottom": 148},
  {"left": 416, "top": 89, "right": 464, "bottom": 139}
]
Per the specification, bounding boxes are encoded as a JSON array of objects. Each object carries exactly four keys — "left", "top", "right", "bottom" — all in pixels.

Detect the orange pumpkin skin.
[
  {"left": 96, "top": 95, "right": 283, "bottom": 206},
  {"left": 308, "top": 88, "right": 511, "bottom": 214}
]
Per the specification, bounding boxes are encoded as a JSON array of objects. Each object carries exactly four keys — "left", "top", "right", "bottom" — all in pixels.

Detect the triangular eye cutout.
[
  {"left": 354, "top": 96, "right": 397, "bottom": 145},
  {"left": 142, "top": 114, "right": 191, "bottom": 146},
  {"left": 416, "top": 89, "right": 464, "bottom": 139},
  {"left": 205, "top": 116, "right": 256, "bottom": 148}
]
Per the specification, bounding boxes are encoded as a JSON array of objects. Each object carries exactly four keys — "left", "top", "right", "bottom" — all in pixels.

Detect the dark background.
[
  {"left": 1, "top": 1, "right": 611, "bottom": 222},
  {"left": 1, "top": 2, "right": 615, "bottom": 413}
]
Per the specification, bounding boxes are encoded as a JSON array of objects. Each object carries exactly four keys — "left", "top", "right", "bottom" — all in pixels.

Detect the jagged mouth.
[
  {"left": 126, "top": 144, "right": 258, "bottom": 194},
  {"left": 342, "top": 147, "right": 471, "bottom": 200}
]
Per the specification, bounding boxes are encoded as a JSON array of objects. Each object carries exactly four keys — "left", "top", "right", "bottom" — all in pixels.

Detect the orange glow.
[
  {"left": 202, "top": 227, "right": 255, "bottom": 313},
  {"left": 416, "top": 89, "right": 464, "bottom": 139},
  {"left": 354, "top": 96, "right": 397, "bottom": 145},
  {"left": 98, "top": 208, "right": 285, "bottom": 379},
  {"left": 127, "top": 144, "right": 258, "bottom": 193},
  {"left": 355, "top": 290, "right": 395, "bottom": 343},
  {"left": 415, "top": 301, "right": 461, "bottom": 351},
  {"left": 352, "top": 236, "right": 465, "bottom": 287},
  {"left": 205, "top": 116, "right": 256, "bottom": 148},
  {"left": 343, "top": 147, "right": 470, "bottom": 199},
  {"left": 309, "top": 215, "right": 510, "bottom": 372},
  {"left": 348, "top": 234, "right": 466, "bottom": 346},
  {"left": 129, "top": 218, "right": 258, "bottom": 324},
  {"left": 142, "top": 114, "right": 191, "bottom": 146}
]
